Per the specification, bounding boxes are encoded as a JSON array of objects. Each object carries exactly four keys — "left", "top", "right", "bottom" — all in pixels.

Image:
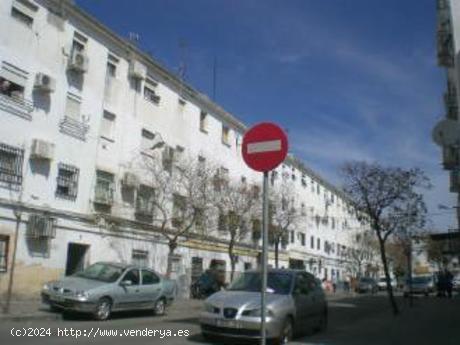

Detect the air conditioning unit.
[
  {"left": 122, "top": 172, "right": 139, "bottom": 187},
  {"left": 27, "top": 214, "right": 56, "bottom": 239},
  {"left": 34, "top": 73, "right": 56, "bottom": 93},
  {"left": 30, "top": 139, "right": 55, "bottom": 160},
  {"left": 68, "top": 50, "right": 89, "bottom": 73},
  {"left": 129, "top": 60, "right": 147, "bottom": 80}
]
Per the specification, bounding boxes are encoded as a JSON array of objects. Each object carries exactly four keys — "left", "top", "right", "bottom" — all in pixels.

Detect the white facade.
[{"left": 0, "top": 0, "right": 373, "bottom": 299}]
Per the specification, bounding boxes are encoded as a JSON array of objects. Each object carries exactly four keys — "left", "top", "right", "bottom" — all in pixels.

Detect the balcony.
[
  {"left": 0, "top": 93, "right": 33, "bottom": 120},
  {"left": 442, "top": 146, "right": 459, "bottom": 170},
  {"left": 444, "top": 90, "right": 458, "bottom": 120},
  {"left": 450, "top": 170, "right": 460, "bottom": 193},
  {"left": 59, "top": 116, "right": 89, "bottom": 141}
]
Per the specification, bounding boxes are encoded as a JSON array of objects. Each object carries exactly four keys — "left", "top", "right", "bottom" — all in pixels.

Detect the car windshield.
[
  {"left": 75, "top": 263, "right": 125, "bottom": 283},
  {"left": 227, "top": 271, "right": 293, "bottom": 295}
]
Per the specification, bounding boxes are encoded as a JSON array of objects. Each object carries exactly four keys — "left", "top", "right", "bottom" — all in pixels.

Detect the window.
[
  {"left": 290, "top": 230, "right": 294, "bottom": 243},
  {"left": 135, "top": 185, "right": 155, "bottom": 217},
  {"left": 300, "top": 233, "right": 306, "bottom": 246},
  {"left": 331, "top": 217, "right": 335, "bottom": 229},
  {"left": 317, "top": 184, "right": 320, "bottom": 195},
  {"left": 301, "top": 174, "right": 307, "bottom": 187},
  {"left": 199, "top": 111, "right": 208, "bottom": 133},
  {"left": 100, "top": 111, "right": 115, "bottom": 140},
  {"left": 64, "top": 94, "right": 81, "bottom": 121},
  {"left": 122, "top": 269, "right": 140, "bottom": 285},
  {"left": 72, "top": 32, "right": 87, "bottom": 54},
  {"left": 132, "top": 249, "right": 148, "bottom": 267},
  {"left": 94, "top": 170, "right": 114, "bottom": 205},
  {"left": 141, "top": 129, "right": 155, "bottom": 152},
  {"left": 144, "top": 77, "right": 160, "bottom": 104},
  {"left": 141, "top": 269, "right": 160, "bottom": 285},
  {"left": 0, "top": 235, "right": 9, "bottom": 272},
  {"left": 106, "top": 54, "right": 119, "bottom": 79},
  {"left": 11, "top": 0, "right": 37, "bottom": 26},
  {"left": 218, "top": 212, "right": 228, "bottom": 232},
  {"left": 0, "top": 143, "right": 24, "bottom": 186},
  {"left": 56, "top": 164, "right": 79, "bottom": 199},
  {"left": 317, "top": 238, "right": 321, "bottom": 250},
  {"left": 0, "top": 68, "right": 25, "bottom": 99},
  {"left": 310, "top": 236, "right": 314, "bottom": 249},
  {"left": 244, "top": 262, "right": 252, "bottom": 271},
  {"left": 222, "top": 125, "right": 230, "bottom": 146},
  {"left": 172, "top": 194, "right": 186, "bottom": 227}
]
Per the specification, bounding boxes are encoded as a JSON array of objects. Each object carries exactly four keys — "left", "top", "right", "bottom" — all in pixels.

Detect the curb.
[{"left": 0, "top": 312, "right": 61, "bottom": 322}]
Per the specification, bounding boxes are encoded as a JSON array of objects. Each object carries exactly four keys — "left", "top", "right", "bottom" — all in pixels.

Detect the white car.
[{"left": 377, "top": 277, "right": 396, "bottom": 291}]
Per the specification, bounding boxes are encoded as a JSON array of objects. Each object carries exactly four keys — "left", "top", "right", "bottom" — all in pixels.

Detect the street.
[{"left": 1, "top": 293, "right": 459, "bottom": 345}]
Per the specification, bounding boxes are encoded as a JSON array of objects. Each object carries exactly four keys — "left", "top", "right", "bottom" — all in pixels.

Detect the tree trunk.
[
  {"left": 228, "top": 239, "right": 236, "bottom": 282},
  {"left": 274, "top": 239, "right": 279, "bottom": 268},
  {"left": 378, "top": 235, "right": 399, "bottom": 315},
  {"left": 166, "top": 240, "right": 178, "bottom": 278}
]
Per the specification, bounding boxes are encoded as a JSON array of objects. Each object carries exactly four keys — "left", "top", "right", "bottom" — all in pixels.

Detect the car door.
[
  {"left": 293, "top": 273, "right": 317, "bottom": 332},
  {"left": 138, "top": 269, "right": 162, "bottom": 308},
  {"left": 116, "top": 268, "right": 141, "bottom": 310}
]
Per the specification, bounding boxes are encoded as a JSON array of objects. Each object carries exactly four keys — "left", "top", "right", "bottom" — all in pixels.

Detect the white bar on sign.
[{"left": 247, "top": 140, "right": 281, "bottom": 154}]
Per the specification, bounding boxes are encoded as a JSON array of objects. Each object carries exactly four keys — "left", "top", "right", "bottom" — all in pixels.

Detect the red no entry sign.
[{"left": 242, "top": 122, "right": 288, "bottom": 172}]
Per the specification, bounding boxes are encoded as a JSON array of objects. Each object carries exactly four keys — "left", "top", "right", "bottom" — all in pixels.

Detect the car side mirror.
[{"left": 120, "top": 280, "right": 133, "bottom": 287}]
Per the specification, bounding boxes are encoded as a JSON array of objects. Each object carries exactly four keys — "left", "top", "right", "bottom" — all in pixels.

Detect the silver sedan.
[
  {"left": 41, "top": 262, "right": 176, "bottom": 320},
  {"left": 200, "top": 269, "right": 327, "bottom": 344}
]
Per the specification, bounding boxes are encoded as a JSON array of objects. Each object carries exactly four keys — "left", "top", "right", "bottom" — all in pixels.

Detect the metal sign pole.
[{"left": 261, "top": 171, "right": 269, "bottom": 345}]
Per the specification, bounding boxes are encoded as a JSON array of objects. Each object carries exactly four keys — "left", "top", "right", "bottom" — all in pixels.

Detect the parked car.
[
  {"left": 357, "top": 277, "right": 378, "bottom": 294},
  {"left": 403, "top": 275, "right": 436, "bottom": 297},
  {"left": 377, "top": 277, "right": 397, "bottom": 291},
  {"left": 41, "top": 262, "right": 177, "bottom": 320},
  {"left": 191, "top": 269, "right": 226, "bottom": 299},
  {"left": 200, "top": 269, "right": 327, "bottom": 344}
]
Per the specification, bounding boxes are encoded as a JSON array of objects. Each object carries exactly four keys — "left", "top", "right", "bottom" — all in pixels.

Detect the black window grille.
[
  {"left": 56, "top": 163, "right": 79, "bottom": 199},
  {"left": 0, "top": 235, "right": 9, "bottom": 272},
  {"left": 0, "top": 143, "right": 24, "bottom": 186}
]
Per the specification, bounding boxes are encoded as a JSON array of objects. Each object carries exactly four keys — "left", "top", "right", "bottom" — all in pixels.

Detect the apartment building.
[{"left": 0, "top": 0, "right": 375, "bottom": 299}]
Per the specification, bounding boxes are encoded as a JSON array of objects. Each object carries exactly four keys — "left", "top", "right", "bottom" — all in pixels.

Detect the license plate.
[{"left": 216, "top": 319, "right": 239, "bottom": 328}]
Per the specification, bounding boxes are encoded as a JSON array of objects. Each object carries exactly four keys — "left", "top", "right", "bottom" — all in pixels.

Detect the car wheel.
[
  {"left": 276, "top": 317, "right": 294, "bottom": 345},
  {"left": 94, "top": 297, "right": 112, "bottom": 321},
  {"left": 154, "top": 298, "right": 166, "bottom": 316}
]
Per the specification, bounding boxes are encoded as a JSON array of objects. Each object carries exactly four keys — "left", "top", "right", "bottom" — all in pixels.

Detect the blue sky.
[{"left": 77, "top": 0, "right": 456, "bottom": 231}]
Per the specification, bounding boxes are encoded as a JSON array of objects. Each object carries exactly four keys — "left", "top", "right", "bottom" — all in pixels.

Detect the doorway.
[{"left": 65, "top": 242, "right": 89, "bottom": 276}]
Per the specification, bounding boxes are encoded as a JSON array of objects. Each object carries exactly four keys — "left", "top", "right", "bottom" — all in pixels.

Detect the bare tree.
[
  {"left": 341, "top": 161, "right": 429, "bottom": 315},
  {"left": 216, "top": 179, "right": 260, "bottom": 281},
  {"left": 269, "top": 178, "right": 301, "bottom": 268},
  {"left": 138, "top": 152, "right": 216, "bottom": 276},
  {"left": 347, "top": 230, "right": 378, "bottom": 278}
]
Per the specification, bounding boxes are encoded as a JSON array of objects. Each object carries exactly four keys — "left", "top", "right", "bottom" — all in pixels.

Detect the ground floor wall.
[{"left": 0, "top": 206, "right": 372, "bottom": 301}]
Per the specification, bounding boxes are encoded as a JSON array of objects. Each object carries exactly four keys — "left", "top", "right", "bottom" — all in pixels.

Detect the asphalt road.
[{"left": 0, "top": 293, "right": 458, "bottom": 345}]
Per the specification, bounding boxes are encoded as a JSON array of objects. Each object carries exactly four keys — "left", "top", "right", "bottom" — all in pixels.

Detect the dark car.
[
  {"left": 357, "top": 277, "right": 378, "bottom": 294},
  {"left": 191, "top": 269, "right": 226, "bottom": 299}
]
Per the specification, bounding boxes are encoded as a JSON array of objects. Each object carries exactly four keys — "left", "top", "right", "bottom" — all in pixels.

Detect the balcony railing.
[
  {"left": 59, "top": 116, "right": 89, "bottom": 141},
  {"left": 0, "top": 93, "right": 33, "bottom": 120},
  {"left": 444, "top": 90, "right": 458, "bottom": 120}
]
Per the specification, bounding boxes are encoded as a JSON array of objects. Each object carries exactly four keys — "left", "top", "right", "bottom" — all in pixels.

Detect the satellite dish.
[{"left": 432, "top": 119, "right": 460, "bottom": 147}]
